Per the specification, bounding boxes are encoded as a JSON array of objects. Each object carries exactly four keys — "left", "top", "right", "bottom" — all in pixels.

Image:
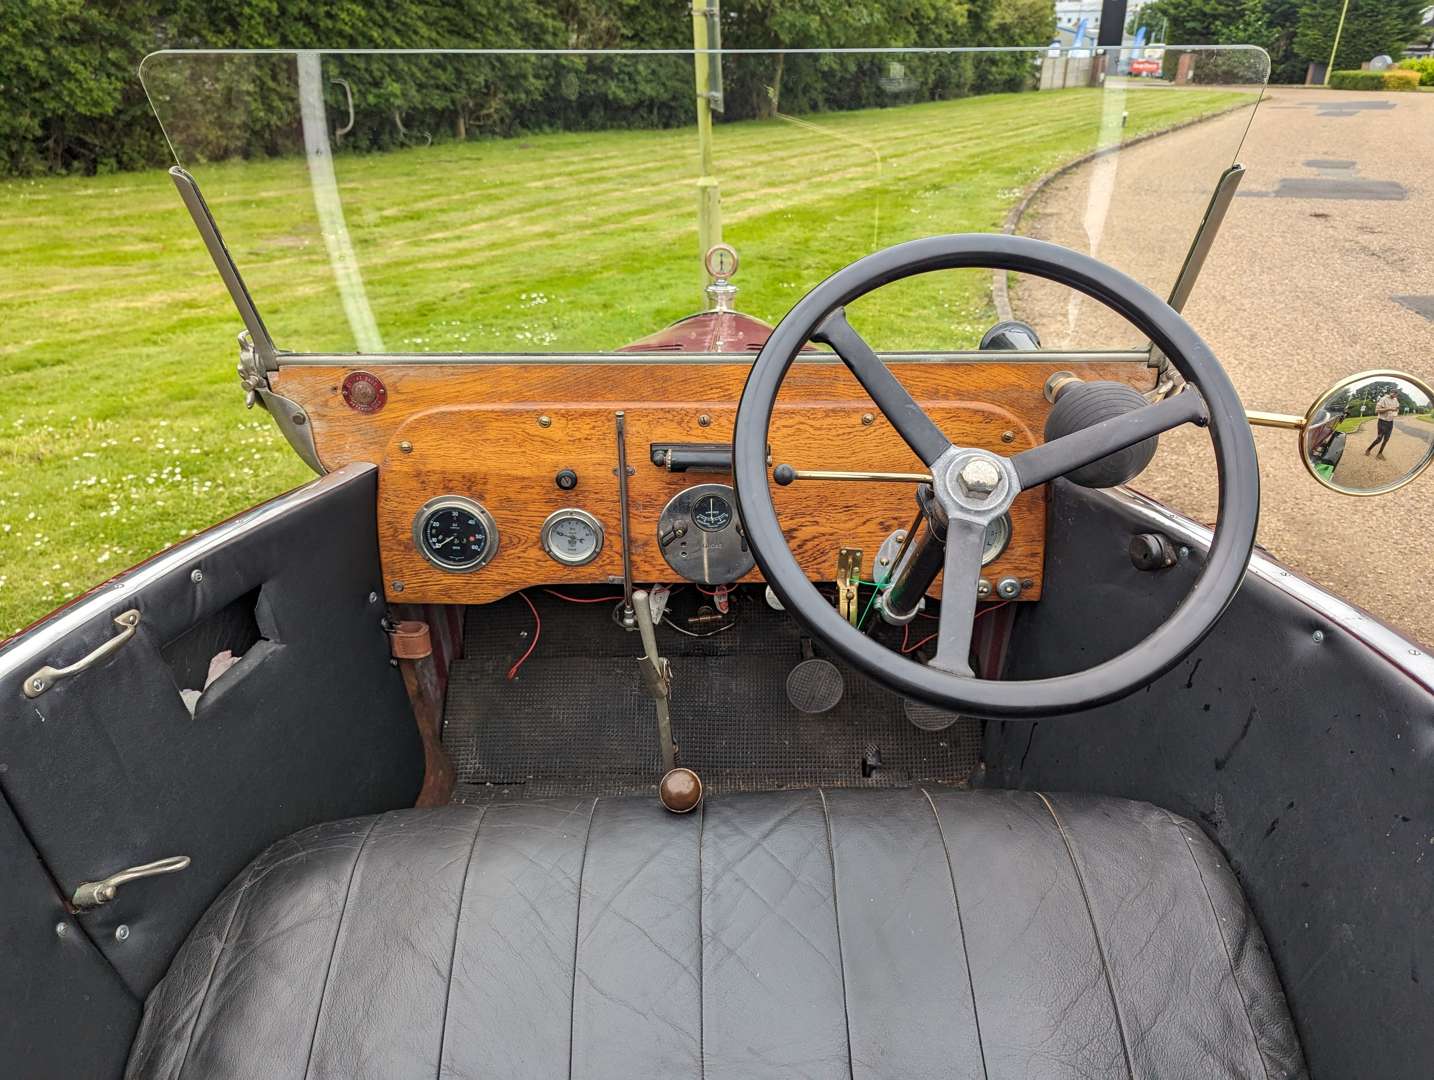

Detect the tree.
[{"left": 1294, "top": 0, "right": 1427, "bottom": 73}]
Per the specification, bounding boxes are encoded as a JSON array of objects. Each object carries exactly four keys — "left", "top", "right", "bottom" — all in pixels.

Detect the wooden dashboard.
[{"left": 270, "top": 357, "right": 1152, "bottom": 605}]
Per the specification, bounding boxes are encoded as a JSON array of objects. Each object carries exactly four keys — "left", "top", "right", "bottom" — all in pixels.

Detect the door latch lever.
[{"left": 72, "top": 855, "right": 191, "bottom": 911}]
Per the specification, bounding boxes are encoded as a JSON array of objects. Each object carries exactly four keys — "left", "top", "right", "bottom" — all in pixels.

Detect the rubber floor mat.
[{"left": 444, "top": 588, "right": 982, "bottom": 799}]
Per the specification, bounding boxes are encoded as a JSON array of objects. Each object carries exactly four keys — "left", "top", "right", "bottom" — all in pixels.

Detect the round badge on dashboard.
[{"left": 341, "top": 371, "right": 387, "bottom": 413}]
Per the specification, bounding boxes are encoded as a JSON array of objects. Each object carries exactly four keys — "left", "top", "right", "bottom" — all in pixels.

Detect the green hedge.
[
  {"left": 1397, "top": 57, "right": 1434, "bottom": 86},
  {"left": 0, "top": 0, "right": 1057, "bottom": 177},
  {"left": 1328, "top": 68, "right": 1422, "bottom": 91}
]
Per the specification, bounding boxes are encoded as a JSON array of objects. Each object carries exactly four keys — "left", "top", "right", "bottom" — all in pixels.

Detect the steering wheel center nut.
[
  {"left": 937, "top": 448, "right": 1014, "bottom": 515},
  {"left": 956, "top": 458, "right": 1001, "bottom": 500}
]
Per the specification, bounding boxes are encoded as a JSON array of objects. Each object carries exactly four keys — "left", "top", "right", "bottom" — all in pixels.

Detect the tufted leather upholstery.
[{"left": 126, "top": 789, "right": 1306, "bottom": 1079}]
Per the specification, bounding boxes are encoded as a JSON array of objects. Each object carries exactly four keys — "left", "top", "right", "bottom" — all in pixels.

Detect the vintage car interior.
[{"left": 4, "top": 46, "right": 1433, "bottom": 1079}]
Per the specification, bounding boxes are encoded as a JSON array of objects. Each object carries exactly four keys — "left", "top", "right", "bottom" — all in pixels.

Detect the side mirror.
[{"left": 1250, "top": 370, "right": 1434, "bottom": 495}]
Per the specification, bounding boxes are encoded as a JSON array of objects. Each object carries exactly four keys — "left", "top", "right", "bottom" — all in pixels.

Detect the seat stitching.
[
  {"left": 1159, "top": 808, "right": 1272, "bottom": 1080},
  {"left": 817, "top": 789, "right": 856, "bottom": 1080},
  {"left": 567, "top": 797, "right": 600, "bottom": 1080},
  {"left": 300, "top": 813, "right": 382, "bottom": 1080},
  {"left": 697, "top": 797, "right": 706, "bottom": 1080},
  {"left": 171, "top": 845, "right": 268, "bottom": 1080},
  {"left": 436, "top": 805, "right": 490, "bottom": 1080},
  {"left": 1033, "top": 792, "right": 1137, "bottom": 1080},
  {"left": 920, "top": 788, "right": 989, "bottom": 1080}
]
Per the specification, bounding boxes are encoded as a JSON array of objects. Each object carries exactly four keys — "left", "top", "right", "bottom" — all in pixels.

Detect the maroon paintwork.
[{"left": 618, "top": 309, "right": 777, "bottom": 353}]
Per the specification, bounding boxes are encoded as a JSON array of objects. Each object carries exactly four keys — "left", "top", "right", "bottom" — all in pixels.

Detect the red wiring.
[
  {"left": 542, "top": 588, "right": 625, "bottom": 603},
  {"left": 900, "top": 601, "right": 1008, "bottom": 654},
  {"left": 695, "top": 584, "right": 730, "bottom": 596},
  {"left": 506, "top": 592, "right": 541, "bottom": 680}
]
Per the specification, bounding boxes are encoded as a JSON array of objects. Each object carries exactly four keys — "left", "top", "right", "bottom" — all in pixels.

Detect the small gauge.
[
  {"left": 981, "top": 513, "right": 1012, "bottom": 566},
  {"left": 413, "top": 496, "right": 499, "bottom": 572},
  {"left": 540, "top": 508, "right": 604, "bottom": 567},
  {"left": 658, "top": 483, "right": 755, "bottom": 584},
  {"left": 703, "top": 242, "right": 739, "bottom": 279},
  {"left": 692, "top": 492, "right": 734, "bottom": 532}
]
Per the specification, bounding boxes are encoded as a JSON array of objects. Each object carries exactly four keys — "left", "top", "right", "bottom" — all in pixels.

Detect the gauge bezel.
[
  {"left": 413, "top": 495, "right": 499, "bottom": 573},
  {"left": 981, "top": 512, "right": 1012, "bottom": 566},
  {"left": 539, "top": 507, "right": 604, "bottom": 567}
]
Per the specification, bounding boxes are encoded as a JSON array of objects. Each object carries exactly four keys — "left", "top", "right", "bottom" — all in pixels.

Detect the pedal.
[
  {"left": 903, "top": 697, "right": 964, "bottom": 732},
  {"left": 787, "top": 638, "right": 844, "bottom": 715}
]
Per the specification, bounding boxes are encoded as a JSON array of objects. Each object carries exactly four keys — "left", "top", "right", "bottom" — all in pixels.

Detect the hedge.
[
  {"left": 1397, "top": 57, "right": 1434, "bottom": 86},
  {"left": 1328, "top": 68, "right": 1422, "bottom": 91}
]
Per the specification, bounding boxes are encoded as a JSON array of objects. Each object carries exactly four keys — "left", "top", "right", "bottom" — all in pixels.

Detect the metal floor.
[{"left": 444, "top": 587, "right": 983, "bottom": 801}]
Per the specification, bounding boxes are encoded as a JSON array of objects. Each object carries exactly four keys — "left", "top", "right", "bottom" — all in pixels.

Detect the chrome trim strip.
[
  {"left": 0, "top": 463, "right": 377, "bottom": 673},
  {"left": 272, "top": 348, "right": 1152, "bottom": 368},
  {"left": 1107, "top": 486, "right": 1434, "bottom": 691}
]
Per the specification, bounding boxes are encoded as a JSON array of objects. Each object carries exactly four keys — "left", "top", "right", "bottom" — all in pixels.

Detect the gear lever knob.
[{"left": 659, "top": 768, "right": 704, "bottom": 813}]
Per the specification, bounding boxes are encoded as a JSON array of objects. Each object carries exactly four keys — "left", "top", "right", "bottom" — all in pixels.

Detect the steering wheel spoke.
[
  {"left": 1011, "top": 389, "right": 1208, "bottom": 491},
  {"left": 927, "top": 515, "right": 987, "bottom": 677},
  {"left": 812, "top": 309, "right": 953, "bottom": 467}
]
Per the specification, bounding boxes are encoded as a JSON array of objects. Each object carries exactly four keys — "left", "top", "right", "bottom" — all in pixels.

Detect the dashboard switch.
[{"left": 555, "top": 468, "right": 578, "bottom": 490}]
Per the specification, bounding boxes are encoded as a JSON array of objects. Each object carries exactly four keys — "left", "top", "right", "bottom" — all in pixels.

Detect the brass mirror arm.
[{"left": 1247, "top": 410, "right": 1306, "bottom": 431}]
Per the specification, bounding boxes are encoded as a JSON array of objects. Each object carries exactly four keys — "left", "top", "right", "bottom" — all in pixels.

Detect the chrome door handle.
[
  {"left": 72, "top": 855, "right": 191, "bottom": 910},
  {"left": 23, "top": 609, "right": 140, "bottom": 698}
]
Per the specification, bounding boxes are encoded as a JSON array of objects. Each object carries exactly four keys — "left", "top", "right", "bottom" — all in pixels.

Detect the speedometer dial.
[
  {"left": 540, "top": 508, "right": 604, "bottom": 567},
  {"left": 413, "top": 496, "right": 499, "bottom": 572}
]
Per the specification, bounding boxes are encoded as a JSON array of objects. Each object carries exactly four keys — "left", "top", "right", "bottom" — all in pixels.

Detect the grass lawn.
[{"left": 0, "top": 84, "right": 1249, "bottom": 635}]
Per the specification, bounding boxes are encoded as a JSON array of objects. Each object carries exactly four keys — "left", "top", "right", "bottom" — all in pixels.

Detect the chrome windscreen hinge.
[
  {"left": 72, "top": 855, "right": 191, "bottom": 911},
  {"left": 237, "top": 330, "right": 270, "bottom": 409}
]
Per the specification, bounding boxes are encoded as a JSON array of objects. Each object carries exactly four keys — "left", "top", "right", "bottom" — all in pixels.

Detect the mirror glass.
[{"left": 1303, "top": 371, "right": 1434, "bottom": 495}]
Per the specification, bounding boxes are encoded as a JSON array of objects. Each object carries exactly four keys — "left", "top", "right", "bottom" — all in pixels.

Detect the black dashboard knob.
[{"left": 555, "top": 468, "right": 578, "bottom": 491}]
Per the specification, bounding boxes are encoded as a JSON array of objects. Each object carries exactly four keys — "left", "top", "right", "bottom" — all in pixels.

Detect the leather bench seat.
[{"left": 125, "top": 789, "right": 1306, "bottom": 1079}]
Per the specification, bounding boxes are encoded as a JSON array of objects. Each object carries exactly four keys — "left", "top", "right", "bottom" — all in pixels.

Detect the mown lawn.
[{"left": 0, "top": 84, "right": 1248, "bottom": 635}]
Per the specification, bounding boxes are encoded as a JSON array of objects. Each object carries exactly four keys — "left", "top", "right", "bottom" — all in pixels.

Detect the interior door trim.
[{"left": 0, "top": 462, "right": 377, "bottom": 676}]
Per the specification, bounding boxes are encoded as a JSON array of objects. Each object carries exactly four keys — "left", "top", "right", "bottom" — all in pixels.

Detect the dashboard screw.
[
  {"left": 1312, "top": 630, "right": 1325, "bottom": 644},
  {"left": 368, "top": 592, "right": 379, "bottom": 604},
  {"left": 392, "top": 581, "right": 405, "bottom": 593},
  {"left": 114, "top": 925, "right": 130, "bottom": 942},
  {"left": 537, "top": 415, "right": 552, "bottom": 428},
  {"left": 55, "top": 923, "right": 68, "bottom": 939},
  {"left": 861, "top": 412, "right": 875, "bottom": 426},
  {"left": 1001, "top": 430, "right": 1015, "bottom": 444},
  {"left": 399, "top": 441, "right": 413, "bottom": 454},
  {"left": 698, "top": 414, "right": 712, "bottom": 427},
  {"left": 190, "top": 569, "right": 203, "bottom": 584}
]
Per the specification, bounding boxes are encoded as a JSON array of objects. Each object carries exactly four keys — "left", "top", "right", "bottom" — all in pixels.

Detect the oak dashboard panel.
[{"left": 268, "top": 358, "right": 1153, "bottom": 605}]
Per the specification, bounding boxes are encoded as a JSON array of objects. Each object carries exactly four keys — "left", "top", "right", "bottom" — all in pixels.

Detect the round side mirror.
[{"left": 1301, "top": 370, "right": 1434, "bottom": 495}]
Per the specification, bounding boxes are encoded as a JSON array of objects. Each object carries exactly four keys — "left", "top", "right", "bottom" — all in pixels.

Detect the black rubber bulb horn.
[{"left": 1044, "top": 379, "right": 1160, "bottom": 488}]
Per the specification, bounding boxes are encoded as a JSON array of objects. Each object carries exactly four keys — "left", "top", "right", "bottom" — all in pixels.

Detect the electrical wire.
[
  {"left": 900, "top": 601, "right": 1008, "bottom": 655},
  {"left": 506, "top": 591, "right": 541, "bottom": 680},
  {"left": 661, "top": 616, "right": 735, "bottom": 638},
  {"left": 542, "top": 589, "right": 624, "bottom": 603}
]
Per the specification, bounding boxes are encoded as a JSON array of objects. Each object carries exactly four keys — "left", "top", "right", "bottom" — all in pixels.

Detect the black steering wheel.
[{"left": 732, "top": 234, "right": 1258, "bottom": 717}]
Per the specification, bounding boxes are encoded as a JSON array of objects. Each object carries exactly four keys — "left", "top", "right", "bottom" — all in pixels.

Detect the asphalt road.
[{"left": 1012, "top": 87, "right": 1434, "bottom": 647}]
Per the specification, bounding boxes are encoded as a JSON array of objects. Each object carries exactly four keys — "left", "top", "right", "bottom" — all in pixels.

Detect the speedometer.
[{"left": 413, "top": 496, "right": 499, "bottom": 572}]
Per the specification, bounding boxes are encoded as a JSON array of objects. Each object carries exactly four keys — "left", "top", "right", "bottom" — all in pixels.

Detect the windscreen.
[{"left": 140, "top": 47, "right": 1269, "bottom": 355}]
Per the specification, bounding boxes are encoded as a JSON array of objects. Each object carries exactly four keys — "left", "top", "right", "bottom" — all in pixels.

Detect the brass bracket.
[{"left": 836, "top": 547, "right": 863, "bottom": 625}]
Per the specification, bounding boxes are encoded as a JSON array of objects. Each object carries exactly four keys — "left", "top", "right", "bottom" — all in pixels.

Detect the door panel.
[{"left": 0, "top": 462, "right": 423, "bottom": 1003}]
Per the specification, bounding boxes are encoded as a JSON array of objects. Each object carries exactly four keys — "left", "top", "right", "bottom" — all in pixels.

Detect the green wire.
[{"left": 855, "top": 582, "right": 885, "bottom": 631}]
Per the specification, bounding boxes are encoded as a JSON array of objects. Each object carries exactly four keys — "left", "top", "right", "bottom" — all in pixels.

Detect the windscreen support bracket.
[
  {"left": 169, "top": 166, "right": 279, "bottom": 371},
  {"left": 169, "top": 166, "right": 325, "bottom": 475},
  {"left": 1149, "top": 163, "right": 1244, "bottom": 395}
]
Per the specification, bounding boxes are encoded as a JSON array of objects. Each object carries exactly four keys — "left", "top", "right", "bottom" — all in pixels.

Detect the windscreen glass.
[{"left": 141, "top": 47, "right": 1269, "bottom": 354}]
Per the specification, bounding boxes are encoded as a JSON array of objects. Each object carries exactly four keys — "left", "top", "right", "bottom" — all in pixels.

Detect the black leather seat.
[{"left": 126, "top": 789, "right": 1306, "bottom": 1079}]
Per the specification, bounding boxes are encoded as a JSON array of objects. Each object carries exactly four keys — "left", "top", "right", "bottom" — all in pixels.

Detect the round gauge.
[
  {"left": 540, "top": 508, "right": 604, "bottom": 567},
  {"left": 703, "top": 242, "right": 739, "bottom": 279},
  {"left": 981, "top": 513, "right": 1012, "bottom": 566},
  {"left": 692, "top": 492, "right": 734, "bottom": 532},
  {"left": 413, "top": 496, "right": 499, "bottom": 573},
  {"left": 657, "top": 483, "right": 755, "bottom": 584}
]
